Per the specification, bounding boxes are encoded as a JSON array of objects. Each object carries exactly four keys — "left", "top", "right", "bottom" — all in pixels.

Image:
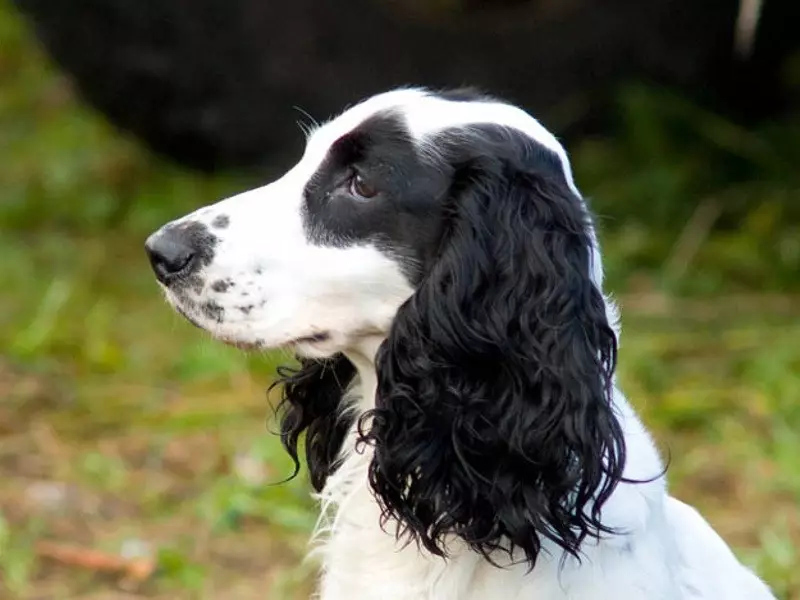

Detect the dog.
[{"left": 145, "top": 88, "right": 775, "bottom": 599}]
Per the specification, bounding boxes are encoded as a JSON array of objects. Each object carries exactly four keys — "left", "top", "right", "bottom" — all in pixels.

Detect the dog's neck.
[{"left": 344, "top": 335, "right": 385, "bottom": 412}]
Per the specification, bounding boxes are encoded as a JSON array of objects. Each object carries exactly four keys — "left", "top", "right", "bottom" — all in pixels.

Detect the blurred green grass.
[{"left": 0, "top": 1, "right": 798, "bottom": 598}]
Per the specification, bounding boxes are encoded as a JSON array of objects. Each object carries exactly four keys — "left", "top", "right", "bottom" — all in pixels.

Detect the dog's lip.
[
  {"left": 218, "top": 331, "right": 331, "bottom": 351},
  {"left": 166, "top": 294, "right": 331, "bottom": 350},
  {"left": 222, "top": 338, "right": 263, "bottom": 351},
  {"left": 291, "top": 332, "right": 331, "bottom": 345}
]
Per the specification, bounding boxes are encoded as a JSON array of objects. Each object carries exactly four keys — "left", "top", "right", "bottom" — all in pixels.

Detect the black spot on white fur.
[
  {"left": 211, "top": 279, "right": 234, "bottom": 293},
  {"left": 621, "top": 541, "right": 634, "bottom": 555},
  {"left": 211, "top": 214, "right": 230, "bottom": 229},
  {"left": 200, "top": 301, "right": 224, "bottom": 322}
]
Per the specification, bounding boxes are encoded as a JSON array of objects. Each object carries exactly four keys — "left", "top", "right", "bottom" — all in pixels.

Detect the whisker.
[{"left": 293, "top": 105, "right": 320, "bottom": 139}]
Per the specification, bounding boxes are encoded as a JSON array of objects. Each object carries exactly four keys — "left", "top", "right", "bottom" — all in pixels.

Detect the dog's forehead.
[
  {"left": 300, "top": 89, "right": 427, "bottom": 168},
  {"left": 300, "top": 88, "right": 577, "bottom": 192}
]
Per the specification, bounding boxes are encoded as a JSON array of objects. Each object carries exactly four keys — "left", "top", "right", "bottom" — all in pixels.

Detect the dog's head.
[
  {"left": 145, "top": 88, "right": 608, "bottom": 357},
  {"left": 146, "top": 88, "right": 624, "bottom": 566}
]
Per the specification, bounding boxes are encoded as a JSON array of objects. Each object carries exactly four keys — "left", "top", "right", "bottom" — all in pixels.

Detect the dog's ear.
[
  {"left": 274, "top": 354, "right": 356, "bottom": 492},
  {"left": 361, "top": 126, "right": 624, "bottom": 567}
]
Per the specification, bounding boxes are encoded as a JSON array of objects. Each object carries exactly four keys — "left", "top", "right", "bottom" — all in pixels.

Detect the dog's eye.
[{"left": 349, "top": 172, "right": 378, "bottom": 199}]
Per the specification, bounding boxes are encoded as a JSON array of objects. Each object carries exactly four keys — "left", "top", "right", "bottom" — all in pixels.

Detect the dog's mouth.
[
  {"left": 291, "top": 332, "right": 331, "bottom": 345},
  {"left": 218, "top": 331, "right": 332, "bottom": 352},
  {"left": 166, "top": 290, "right": 332, "bottom": 351}
]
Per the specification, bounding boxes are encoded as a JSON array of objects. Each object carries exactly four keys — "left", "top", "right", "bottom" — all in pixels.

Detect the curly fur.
[
  {"left": 274, "top": 354, "right": 356, "bottom": 493},
  {"left": 360, "top": 130, "right": 624, "bottom": 567}
]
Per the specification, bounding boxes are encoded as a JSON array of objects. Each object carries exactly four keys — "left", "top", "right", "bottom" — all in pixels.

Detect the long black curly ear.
[
  {"left": 361, "top": 126, "right": 624, "bottom": 568},
  {"left": 272, "top": 354, "right": 356, "bottom": 492}
]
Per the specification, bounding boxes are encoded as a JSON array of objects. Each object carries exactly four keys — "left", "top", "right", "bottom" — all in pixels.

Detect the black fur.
[
  {"left": 302, "top": 111, "right": 448, "bottom": 284},
  {"left": 273, "top": 122, "right": 626, "bottom": 569},
  {"left": 359, "top": 126, "right": 625, "bottom": 567},
  {"left": 273, "top": 354, "right": 357, "bottom": 492}
]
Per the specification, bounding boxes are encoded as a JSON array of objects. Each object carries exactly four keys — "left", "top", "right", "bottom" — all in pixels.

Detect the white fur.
[{"left": 152, "top": 89, "right": 774, "bottom": 599}]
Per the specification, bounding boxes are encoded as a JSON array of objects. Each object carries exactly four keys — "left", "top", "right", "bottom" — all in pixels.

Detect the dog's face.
[{"left": 145, "top": 88, "right": 590, "bottom": 358}]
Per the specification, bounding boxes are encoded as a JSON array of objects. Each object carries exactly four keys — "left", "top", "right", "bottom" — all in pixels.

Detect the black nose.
[{"left": 145, "top": 228, "right": 198, "bottom": 283}]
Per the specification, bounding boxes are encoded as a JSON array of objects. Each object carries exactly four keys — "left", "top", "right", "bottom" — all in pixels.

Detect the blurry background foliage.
[{"left": 0, "top": 0, "right": 798, "bottom": 598}]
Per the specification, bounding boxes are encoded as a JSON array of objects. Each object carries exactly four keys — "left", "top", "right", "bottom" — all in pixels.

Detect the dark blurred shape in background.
[{"left": 13, "top": 0, "right": 799, "bottom": 171}]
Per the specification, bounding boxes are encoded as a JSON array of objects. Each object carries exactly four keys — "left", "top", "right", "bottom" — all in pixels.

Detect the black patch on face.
[
  {"left": 238, "top": 304, "right": 254, "bottom": 315},
  {"left": 211, "top": 214, "right": 230, "bottom": 229},
  {"left": 211, "top": 279, "right": 234, "bottom": 293},
  {"left": 301, "top": 109, "right": 571, "bottom": 286},
  {"left": 302, "top": 111, "right": 452, "bottom": 284}
]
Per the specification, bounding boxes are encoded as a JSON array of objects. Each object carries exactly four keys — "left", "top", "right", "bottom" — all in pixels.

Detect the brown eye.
[{"left": 349, "top": 172, "right": 378, "bottom": 199}]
